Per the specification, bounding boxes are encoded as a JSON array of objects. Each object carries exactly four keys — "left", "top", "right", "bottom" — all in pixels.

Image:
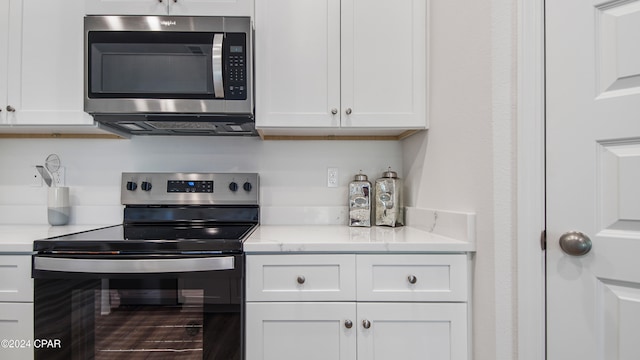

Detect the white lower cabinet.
[
  {"left": 0, "top": 303, "right": 34, "bottom": 360},
  {"left": 0, "top": 255, "right": 34, "bottom": 360},
  {"left": 246, "top": 254, "right": 469, "bottom": 360},
  {"left": 246, "top": 302, "right": 356, "bottom": 360},
  {"left": 356, "top": 302, "right": 467, "bottom": 360}
]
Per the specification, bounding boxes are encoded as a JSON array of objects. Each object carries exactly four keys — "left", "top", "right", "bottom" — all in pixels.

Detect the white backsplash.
[
  {"left": 404, "top": 207, "right": 476, "bottom": 243},
  {"left": 0, "top": 136, "right": 402, "bottom": 225}
]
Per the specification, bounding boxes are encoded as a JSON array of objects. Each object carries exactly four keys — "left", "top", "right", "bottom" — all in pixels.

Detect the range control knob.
[
  {"left": 229, "top": 182, "right": 239, "bottom": 192},
  {"left": 243, "top": 182, "right": 252, "bottom": 192},
  {"left": 126, "top": 181, "right": 137, "bottom": 191},
  {"left": 141, "top": 181, "right": 152, "bottom": 191}
]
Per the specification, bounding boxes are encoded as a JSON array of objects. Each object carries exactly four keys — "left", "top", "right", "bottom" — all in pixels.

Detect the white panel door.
[
  {"left": 245, "top": 302, "right": 356, "bottom": 360},
  {"left": 341, "top": 0, "right": 427, "bottom": 129},
  {"left": 0, "top": 0, "right": 8, "bottom": 124},
  {"left": 357, "top": 303, "right": 468, "bottom": 360},
  {"left": 546, "top": 0, "right": 640, "bottom": 359},
  {"left": 255, "top": 0, "right": 341, "bottom": 128},
  {"left": 6, "top": 0, "right": 93, "bottom": 126}
]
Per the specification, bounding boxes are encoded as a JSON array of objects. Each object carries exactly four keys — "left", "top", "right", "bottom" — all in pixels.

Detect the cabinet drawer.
[
  {"left": 0, "top": 255, "right": 33, "bottom": 302},
  {"left": 246, "top": 254, "right": 356, "bottom": 301},
  {"left": 356, "top": 254, "right": 468, "bottom": 302}
]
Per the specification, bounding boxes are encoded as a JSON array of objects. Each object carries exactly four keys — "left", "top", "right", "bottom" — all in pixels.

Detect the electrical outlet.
[
  {"left": 52, "top": 166, "right": 65, "bottom": 187},
  {"left": 31, "top": 166, "right": 43, "bottom": 187},
  {"left": 327, "top": 167, "right": 338, "bottom": 188}
]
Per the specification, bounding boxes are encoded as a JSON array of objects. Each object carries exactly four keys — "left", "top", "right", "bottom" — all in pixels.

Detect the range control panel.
[
  {"left": 167, "top": 180, "right": 213, "bottom": 193},
  {"left": 121, "top": 172, "right": 259, "bottom": 205}
]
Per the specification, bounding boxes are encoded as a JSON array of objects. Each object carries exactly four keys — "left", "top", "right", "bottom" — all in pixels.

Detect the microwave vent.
[
  {"left": 93, "top": 114, "right": 257, "bottom": 137},
  {"left": 146, "top": 121, "right": 217, "bottom": 130},
  {"left": 187, "top": 46, "right": 204, "bottom": 55}
]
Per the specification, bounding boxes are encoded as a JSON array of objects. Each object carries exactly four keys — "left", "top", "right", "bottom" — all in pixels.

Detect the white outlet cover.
[{"left": 327, "top": 167, "right": 338, "bottom": 188}]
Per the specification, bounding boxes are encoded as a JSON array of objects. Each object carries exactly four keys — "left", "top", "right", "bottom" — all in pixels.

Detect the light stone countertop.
[
  {"left": 0, "top": 225, "right": 114, "bottom": 253},
  {"left": 0, "top": 224, "right": 473, "bottom": 254},
  {"left": 244, "top": 225, "right": 475, "bottom": 253}
]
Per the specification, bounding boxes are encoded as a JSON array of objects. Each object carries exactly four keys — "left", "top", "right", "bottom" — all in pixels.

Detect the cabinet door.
[
  {"left": 6, "top": 0, "right": 93, "bottom": 125},
  {"left": 0, "top": 255, "right": 33, "bottom": 302},
  {"left": 255, "top": 0, "right": 341, "bottom": 128},
  {"left": 246, "top": 302, "right": 356, "bottom": 360},
  {"left": 341, "top": 0, "right": 427, "bottom": 129},
  {"left": 357, "top": 303, "right": 468, "bottom": 360},
  {"left": 169, "top": 0, "right": 252, "bottom": 16},
  {"left": 0, "top": 0, "right": 8, "bottom": 124},
  {"left": 0, "top": 303, "right": 34, "bottom": 360},
  {"left": 85, "top": 0, "right": 169, "bottom": 15}
]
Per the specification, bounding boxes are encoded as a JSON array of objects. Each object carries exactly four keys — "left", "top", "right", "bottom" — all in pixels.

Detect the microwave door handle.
[{"left": 212, "top": 33, "right": 225, "bottom": 99}]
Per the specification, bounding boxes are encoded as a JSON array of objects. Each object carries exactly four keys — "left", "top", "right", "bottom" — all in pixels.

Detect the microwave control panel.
[{"left": 225, "top": 33, "right": 247, "bottom": 100}]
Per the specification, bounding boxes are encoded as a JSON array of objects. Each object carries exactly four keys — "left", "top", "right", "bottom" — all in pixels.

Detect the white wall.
[
  {"left": 0, "top": 137, "right": 402, "bottom": 225},
  {"left": 402, "top": 0, "right": 517, "bottom": 359}
]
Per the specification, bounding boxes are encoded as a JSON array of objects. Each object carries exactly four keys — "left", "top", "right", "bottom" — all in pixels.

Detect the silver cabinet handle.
[
  {"left": 331, "top": 108, "right": 338, "bottom": 115},
  {"left": 345, "top": 320, "right": 353, "bottom": 329},
  {"left": 408, "top": 275, "right": 417, "bottom": 284},
  {"left": 212, "top": 34, "right": 225, "bottom": 99},
  {"left": 6, "top": 105, "right": 15, "bottom": 112},
  {"left": 559, "top": 231, "right": 592, "bottom": 256},
  {"left": 362, "top": 320, "right": 371, "bottom": 329},
  {"left": 297, "top": 275, "right": 306, "bottom": 284},
  {"left": 345, "top": 108, "right": 352, "bottom": 115}
]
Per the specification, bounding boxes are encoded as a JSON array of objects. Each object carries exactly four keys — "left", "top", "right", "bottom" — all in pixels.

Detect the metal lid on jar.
[
  {"left": 354, "top": 173, "right": 368, "bottom": 181},
  {"left": 382, "top": 168, "right": 398, "bottom": 178}
]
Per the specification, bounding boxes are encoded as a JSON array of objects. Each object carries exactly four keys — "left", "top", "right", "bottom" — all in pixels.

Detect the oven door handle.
[{"left": 33, "top": 256, "right": 235, "bottom": 274}]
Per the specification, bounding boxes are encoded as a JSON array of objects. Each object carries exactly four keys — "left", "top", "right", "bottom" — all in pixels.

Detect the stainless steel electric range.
[{"left": 32, "top": 172, "right": 259, "bottom": 360}]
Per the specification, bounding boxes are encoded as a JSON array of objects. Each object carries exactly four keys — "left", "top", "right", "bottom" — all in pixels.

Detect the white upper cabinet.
[
  {"left": 85, "top": 0, "right": 253, "bottom": 17},
  {"left": 255, "top": 0, "right": 341, "bottom": 128},
  {"left": 0, "top": 0, "right": 8, "bottom": 125},
  {"left": 340, "top": 0, "right": 426, "bottom": 129},
  {"left": 1, "top": 0, "right": 93, "bottom": 126},
  {"left": 255, "top": 0, "right": 427, "bottom": 134}
]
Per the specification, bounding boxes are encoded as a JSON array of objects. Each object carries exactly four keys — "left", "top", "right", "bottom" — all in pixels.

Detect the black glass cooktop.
[{"left": 33, "top": 223, "right": 257, "bottom": 254}]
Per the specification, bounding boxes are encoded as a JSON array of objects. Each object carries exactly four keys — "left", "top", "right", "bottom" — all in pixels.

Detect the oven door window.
[
  {"left": 35, "top": 275, "right": 241, "bottom": 360},
  {"left": 88, "top": 32, "right": 215, "bottom": 99}
]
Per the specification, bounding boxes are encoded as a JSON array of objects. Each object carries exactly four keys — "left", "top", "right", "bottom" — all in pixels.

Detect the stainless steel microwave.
[{"left": 84, "top": 16, "right": 255, "bottom": 136}]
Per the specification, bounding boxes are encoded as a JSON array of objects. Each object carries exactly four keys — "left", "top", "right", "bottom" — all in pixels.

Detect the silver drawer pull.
[
  {"left": 297, "top": 275, "right": 306, "bottom": 284},
  {"left": 344, "top": 320, "right": 353, "bottom": 329},
  {"left": 362, "top": 319, "right": 371, "bottom": 329},
  {"left": 408, "top": 275, "right": 418, "bottom": 284}
]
